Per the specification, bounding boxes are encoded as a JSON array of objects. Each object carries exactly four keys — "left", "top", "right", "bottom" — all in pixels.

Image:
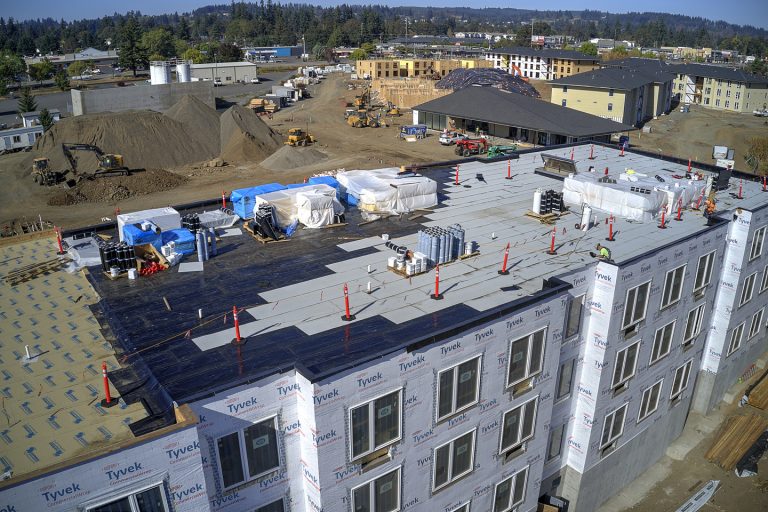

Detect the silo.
[
  {"left": 176, "top": 60, "right": 192, "bottom": 83},
  {"left": 149, "top": 61, "right": 171, "bottom": 85}
]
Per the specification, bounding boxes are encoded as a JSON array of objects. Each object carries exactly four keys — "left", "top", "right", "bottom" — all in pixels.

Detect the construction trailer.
[{"left": 0, "top": 125, "right": 43, "bottom": 152}]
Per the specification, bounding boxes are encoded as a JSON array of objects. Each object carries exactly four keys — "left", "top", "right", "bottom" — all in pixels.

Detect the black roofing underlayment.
[{"left": 436, "top": 68, "right": 541, "bottom": 98}]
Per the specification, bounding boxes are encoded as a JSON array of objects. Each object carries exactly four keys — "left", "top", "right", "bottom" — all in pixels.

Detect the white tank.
[
  {"left": 532, "top": 189, "right": 542, "bottom": 215},
  {"left": 149, "top": 61, "right": 171, "bottom": 85},
  {"left": 176, "top": 60, "right": 191, "bottom": 83}
]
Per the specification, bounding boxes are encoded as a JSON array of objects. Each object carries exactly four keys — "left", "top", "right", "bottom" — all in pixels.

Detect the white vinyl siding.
[
  {"left": 506, "top": 328, "right": 547, "bottom": 387},
  {"left": 622, "top": 281, "right": 651, "bottom": 330},
  {"left": 433, "top": 430, "right": 476, "bottom": 491},
  {"left": 650, "top": 320, "right": 675, "bottom": 365},
  {"left": 660, "top": 264, "right": 686, "bottom": 308},
  {"left": 437, "top": 356, "right": 481, "bottom": 422},
  {"left": 349, "top": 389, "right": 402, "bottom": 460}
]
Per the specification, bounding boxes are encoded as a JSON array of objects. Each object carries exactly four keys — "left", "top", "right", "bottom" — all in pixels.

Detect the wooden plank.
[{"left": 705, "top": 414, "right": 768, "bottom": 470}]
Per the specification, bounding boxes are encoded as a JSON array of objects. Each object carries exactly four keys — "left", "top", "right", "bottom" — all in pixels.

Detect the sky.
[{"left": 3, "top": 1, "right": 766, "bottom": 30}]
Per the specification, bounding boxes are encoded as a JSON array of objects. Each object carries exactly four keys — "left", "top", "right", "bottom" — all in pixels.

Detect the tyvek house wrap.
[{"left": 0, "top": 424, "right": 208, "bottom": 511}]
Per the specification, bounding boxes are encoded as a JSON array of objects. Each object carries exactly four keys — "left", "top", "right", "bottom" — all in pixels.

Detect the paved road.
[{"left": 0, "top": 70, "right": 297, "bottom": 128}]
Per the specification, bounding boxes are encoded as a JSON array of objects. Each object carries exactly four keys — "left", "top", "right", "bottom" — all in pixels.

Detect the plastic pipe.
[{"left": 499, "top": 242, "right": 510, "bottom": 275}]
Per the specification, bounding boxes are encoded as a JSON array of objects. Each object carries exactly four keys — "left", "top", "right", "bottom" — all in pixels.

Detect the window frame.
[
  {"left": 432, "top": 429, "right": 477, "bottom": 492},
  {"left": 750, "top": 226, "right": 766, "bottom": 261},
  {"left": 351, "top": 466, "right": 401, "bottom": 512},
  {"left": 670, "top": 359, "right": 693, "bottom": 400},
  {"left": 739, "top": 272, "right": 759, "bottom": 307},
  {"left": 215, "top": 415, "right": 281, "bottom": 491},
  {"left": 546, "top": 423, "right": 566, "bottom": 462},
  {"left": 760, "top": 265, "right": 768, "bottom": 294},
  {"left": 499, "top": 396, "right": 538, "bottom": 454},
  {"left": 726, "top": 322, "right": 745, "bottom": 356},
  {"left": 436, "top": 355, "right": 482, "bottom": 422},
  {"left": 492, "top": 466, "right": 529, "bottom": 512},
  {"left": 564, "top": 294, "right": 585, "bottom": 339},
  {"left": 693, "top": 250, "right": 716, "bottom": 293},
  {"left": 682, "top": 304, "right": 706, "bottom": 345},
  {"left": 599, "top": 403, "right": 628, "bottom": 450},
  {"left": 660, "top": 264, "right": 686, "bottom": 309},
  {"left": 637, "top": 379, "right": 663, "bottom": 422},
  {"left": 254, "top": 499, "right": 286, "bottom": 512},
  {"left": 84, "top": 481, "right": 170, "bottom": 512},
  {"left": 650, "top": 320, "right": 675, "bottom": 365},
  {"left": 348, "top": 388, "right": 403, "bottom": 462},
  {"left": 748, "top": 308, "right": 765, "bottom": 340},
  {"left": 622, "top": 281, "right": 652, "bottom": 330},
  {"left": 505, "top": 327, "right": 547, "bottom": 389},
  {"left": 449, "top": 502, "right": 471, "bottom": 512},
  {"left": 612, "top": 341, "right": 640, "bottom": 389},
  {"left": 555, "top": 358, "right": 575, "bottom": 401}
]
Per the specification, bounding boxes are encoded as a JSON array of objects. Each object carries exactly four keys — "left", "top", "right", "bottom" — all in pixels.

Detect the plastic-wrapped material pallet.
[
  {"left": 336, "top": 168, "right": 437, "bottom": 215},
  {"left": 230, "top": 183, "right": 286, "bottom": 219},
  {"left": 123, "top": 224, "right": 162, "bottom": 250},
  {"left": 308, "top": 176, "right": 341, "bottom": 198},
  {"left": 254, "top": 184, "right": 343, "bottom": 229},
  {"left": 117, "top": 207, "right": 181, "bottom": 242},
  {"left": 161, "top": 228, "right": 196, "bottom": 255}
]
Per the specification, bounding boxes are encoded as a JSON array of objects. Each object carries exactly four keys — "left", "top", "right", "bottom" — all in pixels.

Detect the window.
[
  {"left": 546, "top": 424, "right": 565, "bottom": 461},
  {"left": 450, "top": 503, "right": 470, "bottom": 512},
  {"left": 562, "top": 99, "right": 567, "bottom": 107},
  {"left": 735, "top": 102, "right": 740, "bottom": 110},
  {"left": 255, "top": 499, "right": 285, "bottom": 512},
  {"left": 350, "top": 390, "right": 401, "bottom": 460},
  {"left": 555, "top": 359, "right": 575, "bottom": 401},
  {"left": 726, "top": 90, "right": 731, "bottom": 98},
  {"left": 694, "top": 251, "right": 716, "bottom": 293},
  {"left": 736, "top": 91, "right": 741, "bottom": 100},
  {"left": 705, "top": 98, "right": 710, "bottom": 105},
  {"left": 749, "top": 226, "right": 766, "bottom": 261},
  {"left": 705, "top": 87, "right": 711, "bottom": 94},
  {"left": 650, "top": 321, "right": 675, "bottom": 365},
  {"left": 216, "top": 417, "right": 280, "bottom": 489},
  {"left": 500, "top": 397, "right": 538, "bottom": 454},
  {"left": 716, "top": 89, "right": 721, "bottom": 96},
  {"left": 612, "top": 341, "right": 640, "bottom": 389},
  {"left": 739, "top": 272, "right": 758, "bottom": 307},
  {"left": 622, "top": 281, "right": 651, "bottom": 330},
  {"left": 225, "top": 76, "right": 232, "bottom": 81},
  {"left": 748, "top": 309, "right": 764, "bottom": 339},
  {"left": 352, "top": 467, "right": 400, "bottom": 512},
  {"left": 725, "top": 101, "right": 730, "bottom": 109},
  {"left": 493, "top": 466, "right": 528, "bottom": 512},
  {"left": 670, "top": 360, "right": 693, "bottom": 400},
  {"left": 86, "top": 484, "right": 169, "bottom": 512},
  {"left": 715, "top": 99, "right": 720, "bottom": 107},
  {"left": 600, "top": 404, "right": 628, "bottom": 450},
  {"left": 506, "top": 328, "right": 546, "bottom": 388},
  {"left": 660, "top": 264, "right": 686, "bottom": 308},
  {"left": 683, "top": 304, "right": 705, "bottom": 345},
  {"left": 12, "top": 135, "right": 21, "bottom": 144},
  {"left": 761, "top": 265, "right": 768, "bottom": 293},
  {"left": 565, "top": 295, "right": 584, "bottom": 338},
  {"left": 433, "top": 430, "right": 476, "bottom": 491},
  {"left": 608, "top": 103, "right": 613, "bottom": 111},
  {"left": 437, "top": 356, "right": 481, "bottom": 422},
  {"left": 637, "top": 379, "right": 663, "bottom": 422},
  {"left": 727, "top": 323, "right": 745, "bottom": 356},
  {"left": 609, "top": 88, "right": 614, "bottom": 96}
]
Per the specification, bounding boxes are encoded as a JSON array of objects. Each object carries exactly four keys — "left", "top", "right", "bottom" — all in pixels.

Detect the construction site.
[{"left": 1, "top": 66, "right": 768, "bottom": 512}]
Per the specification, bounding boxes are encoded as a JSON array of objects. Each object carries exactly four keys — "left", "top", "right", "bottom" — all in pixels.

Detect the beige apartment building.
[
  {"left": 355, "top": 58, "right": 491, "bottom": 79},
  {"left": 484, "top": 47, "right": 600, "bottom": 80},
  {"left": 672, "top": 63, "right": 768, "bottom": 113}
]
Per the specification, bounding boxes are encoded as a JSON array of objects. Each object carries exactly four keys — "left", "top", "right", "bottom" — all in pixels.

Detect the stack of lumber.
[
  {"left": 705, "top": 414, "right": 768, "bottom": 470},
  {"left": 747, "top": 374, "right": 768, "bottom": 410}
]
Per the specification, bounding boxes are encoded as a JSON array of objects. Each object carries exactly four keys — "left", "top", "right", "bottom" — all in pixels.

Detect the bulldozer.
[
  {"left": 31, "top": 157, "right": 67, "bottom": 186},
  {"left": 347, "top": 112, "right": 380, "bottom": 128},
  {"left": 284, "top": 128, "right": 316, "bottom": 147},
  {"left": 62, "top": 143, "right": 129, "bottom": 177},
  {"left": 386, "top": 102, "right": 400, "bottom": 116}
]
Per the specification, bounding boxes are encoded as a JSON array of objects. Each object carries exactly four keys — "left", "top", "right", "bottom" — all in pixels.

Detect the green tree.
[
  {"left": 141, "top": 27, "right": 176, "bottom": 59},
  {"left": 176, "top": 17, "right": 191, "bottom": 41},
  {"left": 748, "top": 59, "right": 767, "bottom": 77},
  {"left": 0, "top": 52, "right": 26, "bottom": 89},
  {"left": 17, "top": 87, "right": 37, "bottom": 114},
  {"left": 67, "top": 60, "right": 87, "bottom": 77},
  {"left": 118, "top": 17, "right": 148, "bottom": 77},
  {"left": 28, "top": 59, "right": 54, "bottom": 85},
  {"left": 349, "top": 48, "right": 368, "bottom": 61},
  {"left": 181, "top": 48, "right": 204, "bottom": 64},
  {"left": 578, "top": 42, "right": 598, "bottom": 56},
  {"left": 38, "top": 108, "right": 54, "bottom": 131},
  {"left": 312, "top": 43, "right": 327, "bottom": 61},
  {"left": 54, "top": 71, "right": 70, "bottom": 90},
  {"left": 217, "top": 43, "right": 243, "bottom": 62}
]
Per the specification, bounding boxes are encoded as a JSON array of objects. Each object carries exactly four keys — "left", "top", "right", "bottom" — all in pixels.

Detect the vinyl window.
[
  {"left": 493, "top": 466, "right": 528, "bottom": 512},
  {"left": 555, "top": 359, "right": 575, "bottom": 401},
  {"left": 349, "top": 389, "right": 401, "bottom": 460},
  {"left": 749, "top": 309, "right": 765, "bottom": 339},
  {"left": 352, "top": 467, "right": 400, "bottom": 512},
  {"left": 650, "top": 320, "right": 675, "bottom": 365},
  {"left": 694, "top": 251, "right": 716, "bottom": 292},
  {"left": 85, "top": 483, "right": 170, "bottom": 512},
  {"left": 637, "top": 379, "right": 663, "bottom": 422},
  {"left": 727, "top": 323, "right": 745, "bottom": 356},
  {"left": 750, "top": 226, "right": 766, "bottom": 261},
  {"left": 600, "top": 404, "right": 628, "bottom": 449},
  {"left": 433, "top": 430, "right": 476, "bottom": 491},
  {"left": 622, "top": 281, "right": 651, "bottom": 330},
  {"left": 255, "top": 499, "right": 285, "bottom": 512},
  {"left": 683, "top": 304, "right": 706, "bottom": 345},
  {"left": 612, "top": 341, "right": 640, "bottom": 389},
  {"left": 449, "top": 503, "right": 470, "bottom": 512},
  {"left": 565, "top": 294, "right": 585, "bottom": 338},
  {"left": 437, "top": 356, "right": 481, "bottom": 422},
  {"left": 216, "top": 416, "right": 280, "bottom": 490},
  {"left": 546, "top": 423, "right": 566, "bottom": 461},
  {"left": 506, "top": 328, "right": 547, "bottom": 388},
  {"left": 660, "top": 264, "right": 686, "bottom": 308},
  {"left": 499, "top": 396, "right": 538, "bottom": 454},
  {"left": 739, "top": 272, "right": 758, "bottom": 307},
  {"left": 670, "top": 360, "right": 693, "bottom": 401}
]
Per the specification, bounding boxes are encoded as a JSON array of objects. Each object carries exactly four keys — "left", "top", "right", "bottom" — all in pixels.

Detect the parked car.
[
  {"left": 213, "top": 78, "right": 223, "bottom": 86},
  {"left": 251, "top": 77, "right": 261, "bottom": 84},
  {"left": 439, "top": 131, "right": 468, "bottom": 146}
]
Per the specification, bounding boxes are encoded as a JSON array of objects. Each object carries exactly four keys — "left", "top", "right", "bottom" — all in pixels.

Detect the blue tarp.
[
  {"left": 123, "top": 224, "right": 161, "bottom": 250},
  {"left": 161, "top": 229, "right": 196, "bottom": 255},
  {"left": 230, "top": 183, "right": 286, "bottom": 219}
]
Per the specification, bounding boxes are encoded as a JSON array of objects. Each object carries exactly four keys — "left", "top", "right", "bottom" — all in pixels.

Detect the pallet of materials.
[
  {"left": 704, "top": 414, "right": 768, "bottom": 470},
  {"left": 747, "top": 372, "right": 768, "bottom": 410},
  {"left": 243, "top": 222, "right": 287, "bottom": 244}
]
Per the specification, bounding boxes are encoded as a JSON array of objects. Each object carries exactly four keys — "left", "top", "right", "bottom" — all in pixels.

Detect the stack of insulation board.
[
  {"left": 704, "top": 414, "right": 768, "bottom": 470},
  {"left": 747, "top": 373, "right": 768, "bottom": 410}
]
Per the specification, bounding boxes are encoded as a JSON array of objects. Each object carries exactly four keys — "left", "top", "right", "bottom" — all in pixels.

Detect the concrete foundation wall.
[{"left": 71, "top": 81, "right": 215, "bottom": 116}]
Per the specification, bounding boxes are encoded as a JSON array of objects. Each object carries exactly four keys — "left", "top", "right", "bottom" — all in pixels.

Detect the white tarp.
[
  {"left": 117, "top": 207, "right": 181, "bottom": 241},
  {"left": 254, "top": 184, "right": 342, "bottom": 229},
  {"left": 197, "top": 209, "right": 239, "bottom": 229},
  {"left": 337, "top": 168, "right": 437, "bottom": 215}
]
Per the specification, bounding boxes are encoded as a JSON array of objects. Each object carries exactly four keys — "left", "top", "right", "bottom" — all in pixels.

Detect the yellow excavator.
[
  {"left": 284, "top": 128, "right": 316, "bottom": 146},
  {"left": 347, "top": 112, "right": 380, "bottom": 128},
  {"left": 62, "top": 143, "right": 129, "bottom": 177}
]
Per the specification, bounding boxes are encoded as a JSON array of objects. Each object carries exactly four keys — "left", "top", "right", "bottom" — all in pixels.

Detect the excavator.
[{"left": 62, "top": 143, "right": 130, "bottom": 177}]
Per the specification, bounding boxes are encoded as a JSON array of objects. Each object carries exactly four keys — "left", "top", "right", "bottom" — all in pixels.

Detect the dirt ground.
[{"left": 631, "top": 104, "right": 767, "bottom": 172}]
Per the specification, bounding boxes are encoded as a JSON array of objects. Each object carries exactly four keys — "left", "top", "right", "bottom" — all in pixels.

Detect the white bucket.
[{"left": 127, "top": 268, "right": 137, "bottom": 280}]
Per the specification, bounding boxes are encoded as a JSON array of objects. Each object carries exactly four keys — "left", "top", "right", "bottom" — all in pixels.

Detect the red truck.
[{"left": 454, "top": 138, "right": 488, "bottom": 157}]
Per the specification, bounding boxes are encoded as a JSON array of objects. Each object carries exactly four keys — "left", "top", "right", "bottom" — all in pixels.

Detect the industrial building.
[
  {"left": 483, "top": 47, "right": 600, "bottom": 80},
  {"left": 549, "top": 64, "right": 675, "bottom": 126},
  {"left": 412, "top": 86, "right": 633, "bottom": 145},
  {"left": 355, "top": 58, "right": 491, "bottom": 80},
  {"left": 1, "top": 143, "right": 767, "bottom": 512},
  {"left": 245, "top": 46, "right": 303, "bottom": 62},
  {"left": 190, "top": 61, "right": 261, "bottom": 84}
]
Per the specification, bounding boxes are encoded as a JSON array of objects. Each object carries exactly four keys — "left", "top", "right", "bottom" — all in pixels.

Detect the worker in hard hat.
[
  {"left": 703, "top": 194, "right": 716, "bottom": 225},
  {"left": 594, "top": 243, "right": 611, "bottom": 261}
]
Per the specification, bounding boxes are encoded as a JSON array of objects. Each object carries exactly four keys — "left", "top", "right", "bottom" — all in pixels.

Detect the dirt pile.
[
  {"left": 47, "top": 169, "right": 187, "bottom": 206},
  {"left": 164, "top": 95, "right": 221, "bottom": 157},
  {"left": 260, "top": 146, "right": 329, "bottom": 171},
  {"left": 220, "top": 104, "right": 283, "bottom": 164}
]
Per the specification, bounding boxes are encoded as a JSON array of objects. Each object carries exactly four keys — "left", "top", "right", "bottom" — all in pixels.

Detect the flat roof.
[
  {"left": 414, "top": 86, "right": 633, "bottom": 137},
  {"left": 551, "top": 66, "right": 675, "bottom": 89},
  {"left": 190, "top": 62, "right": 259, "bottom": 69},
  {"left": 86, "top": 145, "right": 767, "bottom": 404},
  {"left": 487, "top": 46, "right": 600, "bottom": 61},
  {"left": 0, "top": 236, "right": 148, "bottom": 481}
]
